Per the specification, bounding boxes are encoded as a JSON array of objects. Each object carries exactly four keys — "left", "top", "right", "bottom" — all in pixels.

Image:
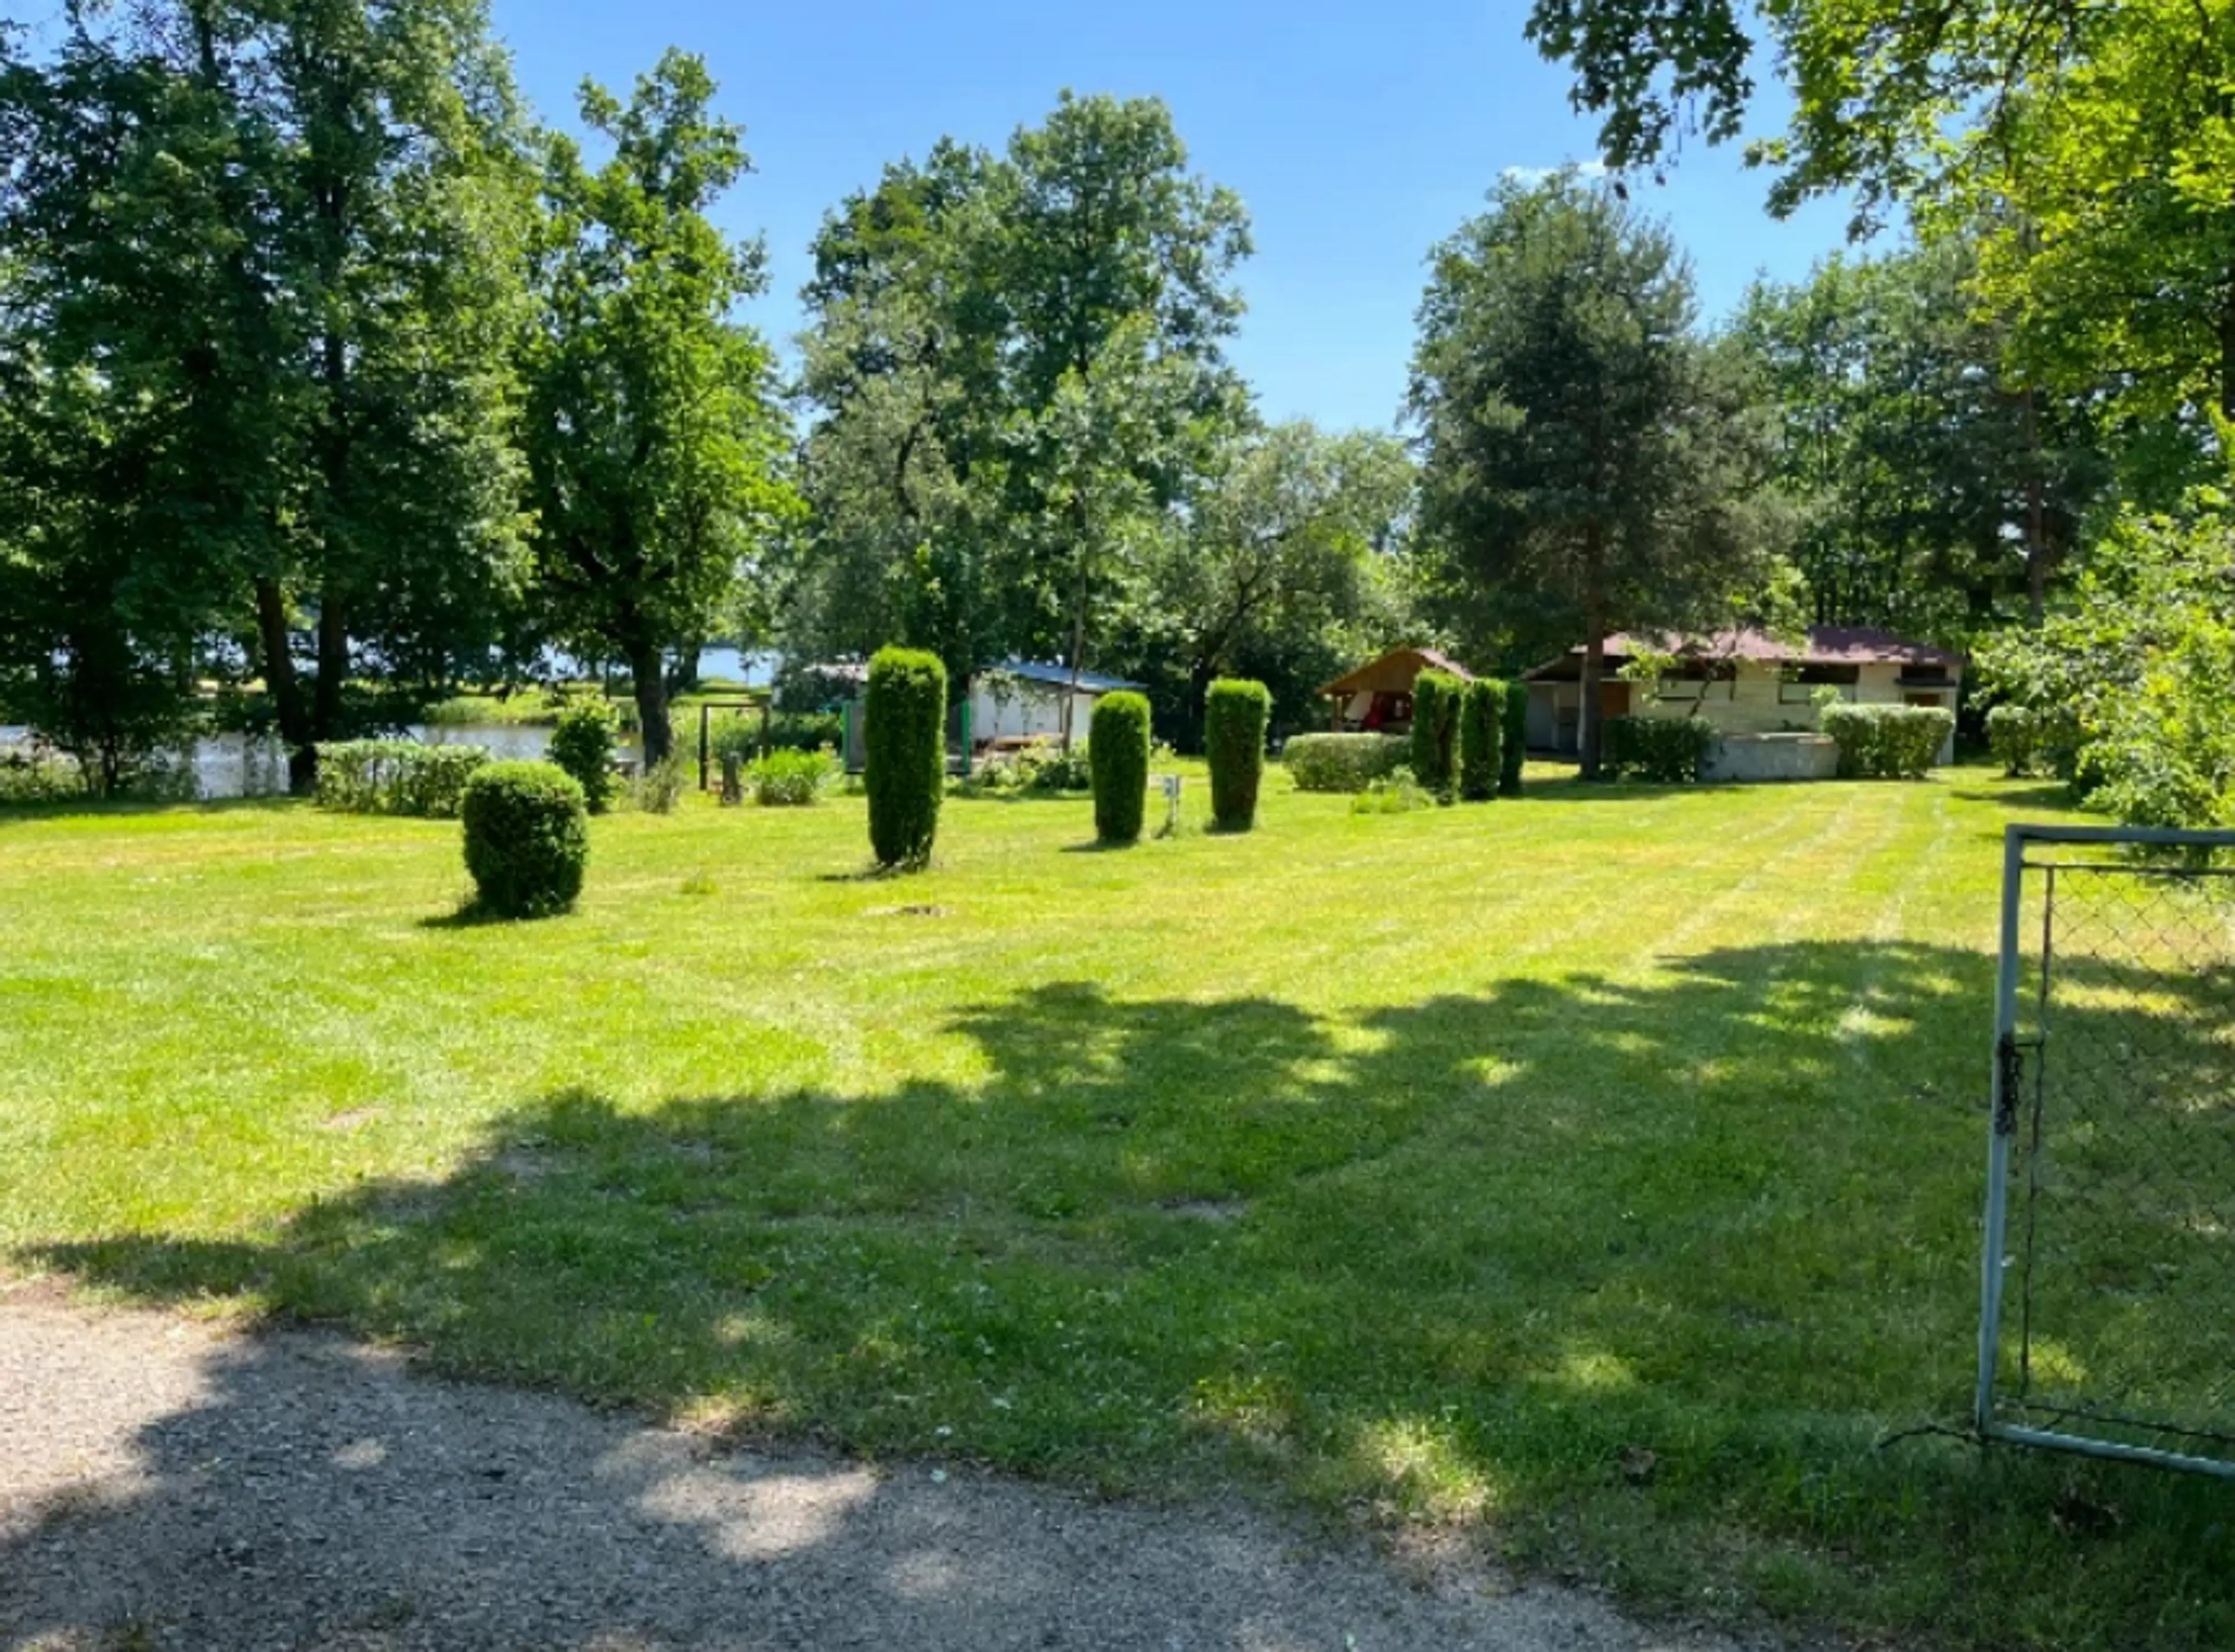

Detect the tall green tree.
[
  {"left": 1121, "top": 421, "right": 1417, "bottom": 744},
  {"left": 1409, "top": 172, "right": 1778, "bottom": 780},
  {"left": 787, "top": 92, "right": 1253, "bottom": 716},
  {"left": 1528, "top": 1, "right": 2235, "bottom": 421},
  {"left": 0, "top": 0, "right": 536, "bottom": 788},
  {"left": 1733, "top": 241, "right": 2123, "bottom": 634},
  {"left": 523, "top": 51, "right": 796, "bottom": 768}
]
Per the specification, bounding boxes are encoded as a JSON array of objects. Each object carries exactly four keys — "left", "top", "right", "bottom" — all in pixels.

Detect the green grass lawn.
[{"left": 3, "top": 768, "right": 2230, "bottom": 1648}]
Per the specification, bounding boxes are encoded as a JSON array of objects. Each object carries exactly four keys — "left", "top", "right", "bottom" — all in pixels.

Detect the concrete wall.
[{"left": 1704, "top": 733, "right": 1842, "bottom": 783}]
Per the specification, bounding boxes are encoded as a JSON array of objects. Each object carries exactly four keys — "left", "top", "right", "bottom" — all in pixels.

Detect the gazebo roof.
[{"left": 1319, "top": 647, "right": 1474, "bottom": 699}]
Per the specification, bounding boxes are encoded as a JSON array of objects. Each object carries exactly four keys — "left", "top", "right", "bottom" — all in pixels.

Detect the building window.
[{"left": 1780, "top": 663, "right": 1860, "bottom": 704}]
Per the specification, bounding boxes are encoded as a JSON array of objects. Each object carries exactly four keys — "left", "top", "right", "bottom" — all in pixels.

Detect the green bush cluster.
[
  {"left": 746, "top": 747, "right": 837, "bottom": 807},
  {"left": 1985, "top": 704, "right": 2059, "bottom": 779},
  {"left": 1459, "top": 679, "right": 1503, "bottom": 802},
  {"left": 1350, "top": 765, "right": 1431, "bottom": 814},
  {"left": 1410, "top": 669, "right": 1462, "bottom": 800},
  {"left": 865, "top": 647, "right": 947, "bottom": 868},
  {"left": 1090, "top": 692, "right": 1151, "bottom": 844},
  {"left": 1281, "top": 732, "right": 1411, "bottom": 793},
  {"left": 546, "top": 699, "right": 621, "bottom": 813},
  {"left": 0, "top": 742, "right": 86, "bottom": 804},
  {"left": 1819, "top": 704, "right": 1956, "bottom": 780},
  {"left": 1205, "top": 678, "right": 1271, "bottom": 830},
  {"left": 459, "top": 761, "right": 589, "bottom": 918},
  {"left": 952, "top": 739, "right": 1092, "bottom": 797},
  {"left": 1603, "top": 716, "right": 1715, "bottom": 783},
  {"left": 1501, "top": 680, "right": 1528, "bottom": 795},
  {"left": 315, "top": 740, "right": 489, "bottom": 817}
]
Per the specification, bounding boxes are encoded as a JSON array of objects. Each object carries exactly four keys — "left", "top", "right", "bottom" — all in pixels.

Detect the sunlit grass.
[{"left": 3, "top": 766, "right": 2232, "bottom": 1648}]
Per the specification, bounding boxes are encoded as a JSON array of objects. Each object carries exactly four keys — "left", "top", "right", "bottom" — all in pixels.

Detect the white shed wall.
[{"left": 968, "top": 681, "right": 1105, "bottom": 742}]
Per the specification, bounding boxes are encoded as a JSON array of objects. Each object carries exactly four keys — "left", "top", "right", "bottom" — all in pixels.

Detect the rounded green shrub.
[
  {"left": 460, "top": 761, "right": 589, "bottom": 918},
  {"left": 1205, "top": 678, "right": 1271, "bottom": 831},
  {"left": 1410, "top": 669, "right": 1463, "bottom": 800},
  {"left": 546, "top": 698, "right": 620, "bottom": 813},
  {"left": 1500, "top": 680, "right": 1528, "bottom": 796},
  {"left": 865, "top": 646, "right": 947, "bottom": 869},
  {"left": 1090, "top": 691, "right": 1151, "bottom": 844},
  {"left": 1459, "top": 678, "right": 1503, "bottom": 802}
]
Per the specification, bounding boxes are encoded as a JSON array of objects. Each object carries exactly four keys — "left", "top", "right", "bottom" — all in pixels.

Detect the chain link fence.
[{"left": 1978, "top": 825, "right": 2235, "bottom": 1473}]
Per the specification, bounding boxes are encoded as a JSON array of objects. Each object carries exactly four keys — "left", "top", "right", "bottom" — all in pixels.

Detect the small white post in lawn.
[{"left": 1157, "top": 773, "right": 1183, "bottom": 838}]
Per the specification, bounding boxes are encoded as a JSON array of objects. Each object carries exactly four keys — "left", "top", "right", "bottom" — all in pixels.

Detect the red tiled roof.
[{"left": 1542, "top": 626, "right": 1963, "bottom": 672}]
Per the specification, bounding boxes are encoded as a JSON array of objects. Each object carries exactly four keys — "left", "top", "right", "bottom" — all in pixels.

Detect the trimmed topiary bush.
[
  {"left": 460, "top": 761, "right": 589, "bottom": 918},
  {"left": 1603, "top": 716, "right": 1715, "bottom": 783},
  {"left": 1205, "top": 678, "right": 1271, "bottom": 831},
  {"left": 865, "top": 646, "right": 947, "bottom": 868},
  {"left": 1410, "top": 669, "right": 1463, "bottom": 801},
  {"left": 1283, "top": 732, "right": 1411, "bottom": 793},
  {"left": 1459, "top": 678, "right": 1503, "bottom": 802},
  {"left": 1819, "top": 703, "right": 1955, "bottom": 780},
  {"left": 546, "top": 698, "right": 621, "bottom": 813},
  {"left": 1500, "top": 680, "right": 1528, "bottom": 796},
  {"left": 1090, "top": 691, "right": 1151, "bottom": 844}
]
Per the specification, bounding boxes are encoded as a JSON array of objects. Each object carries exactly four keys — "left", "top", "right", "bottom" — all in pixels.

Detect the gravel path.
[{"left": 2, "top": 1287, "right": 1760, "bottom": 1651}]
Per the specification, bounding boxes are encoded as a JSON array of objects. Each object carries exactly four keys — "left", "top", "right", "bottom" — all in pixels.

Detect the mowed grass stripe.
[{"left": 6, "top": 770, "right": 2234, "bottom": 1650}]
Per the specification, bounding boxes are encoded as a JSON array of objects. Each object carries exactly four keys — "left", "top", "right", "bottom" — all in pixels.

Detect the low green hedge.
[
  {"left": 1820, "top": 704, "right": 1955, "bottom": 780},
  {"left": 746, "top": 748, "right": 837, "bottom": 806},
  {"left": 708, "top": 709, "right": 843, "bottom": 767},
  {"left": 1603, "top": 716, "right": 1715, "bottom": 783},
  {"left": 315, "top": 740, "right": 489, "bottom": 817},
  {"left": 1282, "top": 733, "right": 1411, "bottom": 793},
  {"left": 460, "top": 761, "right": 588, "bottom": 918}
]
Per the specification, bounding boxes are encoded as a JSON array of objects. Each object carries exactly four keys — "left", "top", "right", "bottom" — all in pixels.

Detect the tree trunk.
[
  {"left": 2019, "top": 387, "right": 2052, "bottom": 626},
  {"left": 630, "top": 640, "right": 673, "bottom": 769},
  {"left": 1060, "top": 534, "right": 1090, "bottom": 752},
  {"left": 314, "top": 586, "right": 348, "bottom": 742},
  {"left": 1578, "top": 616, "right": 1608, "bottom": 782},
  {"left": 256, "top": 579, "right": 317, "bottom": 793}
]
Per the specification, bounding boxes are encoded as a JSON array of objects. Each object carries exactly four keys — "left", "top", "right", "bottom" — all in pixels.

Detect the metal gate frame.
[{"left": 1976, "top": 822, "right": 2235, "bottom": 1476}]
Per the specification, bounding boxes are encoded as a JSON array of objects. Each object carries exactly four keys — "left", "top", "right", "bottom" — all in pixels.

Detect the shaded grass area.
[{"left": 3, "top": 771, "right": 2232, "bottom": 1647}]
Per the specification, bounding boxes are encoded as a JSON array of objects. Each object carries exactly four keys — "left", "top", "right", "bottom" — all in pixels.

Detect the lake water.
[
  {"left": 3, "top": 645, "right": 776, "bottom": 800},
  {"left": 0, "top": 723, "right": 632, "bottom": 801}
]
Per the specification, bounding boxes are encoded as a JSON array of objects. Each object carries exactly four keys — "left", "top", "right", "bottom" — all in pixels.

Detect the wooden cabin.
[{"left": 1319, "top": 647, "right": 1474, "bottom": 734}]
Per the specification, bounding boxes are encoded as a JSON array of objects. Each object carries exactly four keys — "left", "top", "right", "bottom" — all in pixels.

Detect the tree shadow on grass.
[{"left": 24, "top": 942, "right": 2235, "bottom": 1647}]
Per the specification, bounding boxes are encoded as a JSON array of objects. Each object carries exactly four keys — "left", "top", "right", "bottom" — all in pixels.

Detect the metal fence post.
[{"left": 1975, "top": 824, "right": 2028, "bottom": 1440}]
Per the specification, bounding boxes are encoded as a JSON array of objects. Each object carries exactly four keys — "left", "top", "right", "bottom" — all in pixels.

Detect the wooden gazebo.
[{"left": 1319, "top": 647, "right": 1473, "bottom": 733}]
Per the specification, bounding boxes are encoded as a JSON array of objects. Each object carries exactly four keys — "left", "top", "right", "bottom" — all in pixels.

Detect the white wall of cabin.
[{"left": 1630, "top": 660, "right": 1959, "bottom": 763}]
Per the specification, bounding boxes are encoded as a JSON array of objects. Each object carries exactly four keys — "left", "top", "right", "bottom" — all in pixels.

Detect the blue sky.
[
  {"left": 490, "top": 1, "right": 1867, "bottom": 433},
  {"left": 20, "top": 0, "right": 1854, "bottom": 432}
]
